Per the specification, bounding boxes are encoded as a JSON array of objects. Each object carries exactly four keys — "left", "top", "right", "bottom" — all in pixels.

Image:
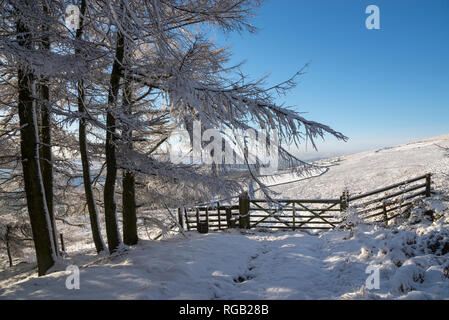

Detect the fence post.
[
  {"left": 177, "top": 208, "right": 184, "bottom": 229},
  {"left": 184, "top": 208, "right": 191, "bottom": 231},
  {"left": 60, "top": 233, "right": 65, "bottom": 252},
  {"left": 225, "top": 207, "right": 234, "bottom": 228},
  {"left": 292, "top": 203, "right": 296, "bottom": 231},
  {"left": 340, "top": 191, "right": 349, "bottom": 212},
  {"left": 196, "top": 208, "right": 200, "bottom": 231},
  {"left": 239, "top": 192, "right": 250, "bottom": 229},
  {"left": 217, "top": 202, "right": 222, "bottom": 230},
  {"left": 426, "top": 173, "right": 432, "bottom": 197}
]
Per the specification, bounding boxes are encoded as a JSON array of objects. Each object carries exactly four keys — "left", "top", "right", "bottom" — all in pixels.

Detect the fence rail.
[
  {"left": 181, "top": 173, "right": 432, "bottom": 232},
  {"left": 347, "top": 173, "right": 431, "bottom": 224}
]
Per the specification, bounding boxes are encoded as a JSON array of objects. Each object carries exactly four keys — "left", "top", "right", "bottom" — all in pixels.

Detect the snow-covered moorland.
[{"left": 1, "top": 134, "right": 449, "bottom": 300}]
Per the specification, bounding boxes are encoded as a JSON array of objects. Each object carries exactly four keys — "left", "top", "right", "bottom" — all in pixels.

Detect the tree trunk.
[
  {"left": 104, "top": 31, "right": 125, "bottom": 253},
  {"left": 122, "top": 81, "right": 138, "bottom": 245},
  {"left": 6, "top": 225, "right": 13, "bottom": 267},
  {"left": 76, "top": 0, "right": 105, "bottom": 254},
  {"left": 16, "top": 17, "right": 56, "bottom": 276},
  {"left": 122, "top": 169, "right": 137, "bottom": 245},
  {"left": 78, "top": 83, "right": 106, "bottom": 253},
  {"left": 39, "top": 83, "right": 59, "bottom": 256},
  {"left": 39, "top": 1, "right": 59, "bottom": 255}
]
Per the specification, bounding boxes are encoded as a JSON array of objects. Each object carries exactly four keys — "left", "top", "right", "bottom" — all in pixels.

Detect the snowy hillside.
[
  {"left": 259, "top": 133, "right": 449, "bottom": 200},
  {"left": 1, "top": 134, "right": 449, "bottom": 300}
]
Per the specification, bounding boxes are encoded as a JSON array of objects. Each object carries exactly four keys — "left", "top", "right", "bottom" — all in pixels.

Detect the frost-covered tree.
[
  {"left": 0, "top": 0, "right": 58, "bottom": 275},
  {"left": 74, "top": 0, "right": 106, "bottom": 253},
  {"left": 0, "top": 0, "right": 347, "bottom": 271},
  {"left": 89, "top": 0, "right": 346, "bottom": 253},
  {"left": 0, "top": 0, "right": 91, "bottom": 273}
]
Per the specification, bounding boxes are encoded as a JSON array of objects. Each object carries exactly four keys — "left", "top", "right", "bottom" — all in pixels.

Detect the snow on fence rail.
[
  {"left": 345, "top": 173, "right": 432, "bottom": 224},
  {"left": 178, "top": 173, "right": 432, "bottom": 233}
]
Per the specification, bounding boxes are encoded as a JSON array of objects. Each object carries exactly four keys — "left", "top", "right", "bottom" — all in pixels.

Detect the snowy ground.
[
  {"left": 1, "top": 134, "right": 449, "bottom": 299},
  {"left": 1, "top": 214, "right": 449, "bottom": 300}
]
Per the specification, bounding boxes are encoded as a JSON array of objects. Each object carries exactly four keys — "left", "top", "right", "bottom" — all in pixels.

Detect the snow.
[
  {"left": 1, "top": 218, "right": 448, "bottom": 299},
  {"left": 260, "top": 133, "right": 449, "bottom": 200},
  {"left": 1, "top": 134, "right": 449, "bottom": 299}
]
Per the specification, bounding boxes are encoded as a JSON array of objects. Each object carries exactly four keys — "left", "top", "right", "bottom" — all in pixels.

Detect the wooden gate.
[
  {"left": 183, "top": 204, "right": 241, "bottom": 231},
  {"left": 249, "top": 199, "right": 342, "bottom": 230},
  {"left": 180, "top": 173, "right": 433, "bottom": 233},
  {"left": 347, "top": 173, "right": 431, "bottom": 224}
]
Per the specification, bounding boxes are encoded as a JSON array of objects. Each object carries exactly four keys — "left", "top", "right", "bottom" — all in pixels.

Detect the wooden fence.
[
  {"left": 180, "top": 173, "right": 432, "bottom": 232},
  {"left": 345, "top": 173, "right": 432, "bottom": 224}
]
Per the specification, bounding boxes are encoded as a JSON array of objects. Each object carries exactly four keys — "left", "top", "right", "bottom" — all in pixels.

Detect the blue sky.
[{"left": 215, "top": 0, "right": 449, "bottom": 157}]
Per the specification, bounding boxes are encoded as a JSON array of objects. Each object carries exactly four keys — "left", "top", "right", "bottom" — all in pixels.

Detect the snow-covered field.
[
  {"left": 1, "top": 134, "right": 449, "bottom": 300},
  {"left": 259, "top": 133, "right": 449, "bottom": 200}
]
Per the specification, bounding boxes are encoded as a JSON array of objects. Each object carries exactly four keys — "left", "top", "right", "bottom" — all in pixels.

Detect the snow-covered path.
[
  {"left": 2, "top": 230, "right": 338, "bottom": 300},
  {"left": 223, "top": 233, "right": 336, "bottom": 299}
]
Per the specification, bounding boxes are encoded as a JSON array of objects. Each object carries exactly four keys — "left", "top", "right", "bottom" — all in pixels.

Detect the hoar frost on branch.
[{"left": 0, "top": 0, "right": 347, "bottom": 274}]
